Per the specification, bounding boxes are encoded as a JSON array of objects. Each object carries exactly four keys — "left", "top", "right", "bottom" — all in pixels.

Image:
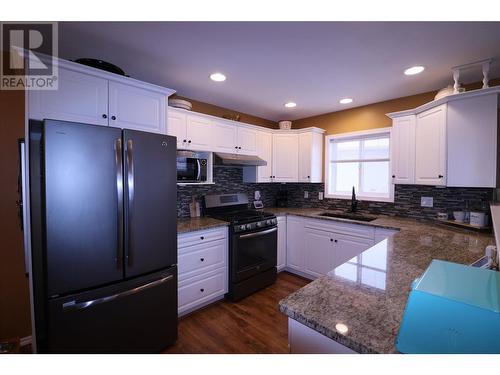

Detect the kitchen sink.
[{"left": 318, "top": 212, "right": 378, "bottom": 222}]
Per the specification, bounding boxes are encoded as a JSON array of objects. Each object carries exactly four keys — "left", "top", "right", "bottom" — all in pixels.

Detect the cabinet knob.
[
  {"left": 200, "top": 236, "right": 204, "bottom": 240},
  {"left": 200, "top": 288, "right": 205, "bottom": 292},
  {"left": 330, "top": 238, "right": 333, "bottom": 242},
  {"left": 111, "top": 115, "right": 116, "bottom": 120},
  {"left": 438, "top": 175, "right": 443, "bottom": 178},
  {"left": 188, "top": 140, "right": 192, "bottom": 143},
  {"left": 392, "top": 175, "right": 396, "bottom": 178},
  {"left": 335, "top": 239, "right": 338, "bottom": 243},
  {"left": 200, "top": 258, "right": 205, "bottom": 262},
  {"left": 307, "top": 176, "right": 310, "bottom": 179},
  {"left": 183, "top": 139, "right": 187, "bottom": 143},
  {"left": 235, "top": 146, "right": 238, "bottom": 149},
  {"left": 102, "top": 114, "right": 107, "bottom": 119},
  {"left": 238, "top": 146, "right": 242, "bottom": 149}
]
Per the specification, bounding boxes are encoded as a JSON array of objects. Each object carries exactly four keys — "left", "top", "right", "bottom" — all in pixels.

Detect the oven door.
[
  {"left": 231, "top": 226, "right": 277, "bottom": 283},
  {"left": 176, "top": 157, "right": 201, "bottom": 182}
]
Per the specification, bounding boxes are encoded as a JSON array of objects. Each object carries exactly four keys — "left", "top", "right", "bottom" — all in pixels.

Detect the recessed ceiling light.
[
  {"left": 284, "top": 102, "right": 297, "bottom": 108},
  {"left": 404, "top": 66, "right": 425, "bottom": 75},
  {"left": 339, "top": 98, "right": 353, "bottom": 104},
  {"left": 210, "top": 72, "right": 226, "bottom": 82}
]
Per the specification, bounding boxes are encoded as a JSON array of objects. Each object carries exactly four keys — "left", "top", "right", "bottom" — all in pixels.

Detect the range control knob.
[
  {"left": 246, "top": 224, "right": 252, "bottom": 230},
  {"left": 256, "top": 221, "right": 263, "bottom": 227},
  {"left": 239, "top": 225, "right": 246, "bottom": 231},
  {"left": 266, "top": 220, "right": 272, "bottom": 225}
]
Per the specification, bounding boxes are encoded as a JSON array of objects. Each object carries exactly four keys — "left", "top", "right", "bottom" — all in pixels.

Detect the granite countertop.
[
  {"left": 273, "top": 208, "right": 495, "bottom": 353},
  {"left": 177, "top": 217, "right": 229, "bottom": 234}
]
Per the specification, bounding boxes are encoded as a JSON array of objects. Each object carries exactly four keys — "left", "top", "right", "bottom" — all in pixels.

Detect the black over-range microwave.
[{"left": 176, "top": 151, "right": 208, "bottom": 182}]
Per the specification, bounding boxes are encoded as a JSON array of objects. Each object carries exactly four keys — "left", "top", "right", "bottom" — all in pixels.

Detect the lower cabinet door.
[
  {"left": 334, "top": 234, "right": 374, "bottom": 268},
  {"left": 304, "top": 228, "right": 334, "bottom": 278},
  {"left": 286, "top": 217, "right": 305, "bottom": 271},
  {"left": 178, "top": 268, "right": 226, "bottom": 315}
]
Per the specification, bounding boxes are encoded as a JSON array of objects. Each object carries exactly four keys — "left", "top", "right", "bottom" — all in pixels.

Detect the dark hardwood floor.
[{"left": 163, "top": 272, "right": 310, "bottom": 354}]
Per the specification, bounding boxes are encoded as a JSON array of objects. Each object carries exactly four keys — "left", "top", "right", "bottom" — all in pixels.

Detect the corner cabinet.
[
  {"left": 298, "top": 130, "right": 323, "bottom": 183},
  {"left": 387, "top": 89, "right": 499, "bottom": 188},
  {"left": 272, "top": 133, "right": 299, "bottom": 182},
  {"left": 414, "top": 104, "right": 447, "bottom": 186},
  {"left": 29, "top": 60, "right": 174, "bottom": 134}
]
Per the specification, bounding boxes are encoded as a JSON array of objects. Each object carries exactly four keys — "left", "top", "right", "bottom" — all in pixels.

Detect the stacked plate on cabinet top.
[{"left": 168, "top": 98, "right": 193, "bottom": 111}]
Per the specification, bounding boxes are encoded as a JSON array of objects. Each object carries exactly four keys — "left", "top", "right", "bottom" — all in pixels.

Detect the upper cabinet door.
[
  {"left": 256, "top": 131, "right": 273, "bottom": 182},
  {"left": 108, "top": 81, "right": 166, "bottom": 134},
  {"left": 212, "top": 120, "right": 238, "bottom": 152},
  {"left": 29, "top": 68, "right": 109, "bottom": 126},
  {"left": 186, "top": 114, "right": 213, "bottom": 151},
  {"left": 237, "top": 126, "right": 258, "bottom": 155},
  {"left": 298, "top": 133, "right": 312, "bottom": 182},
  {"left": 273, "top": 133, "right": 299, "bottom": 182},
  {"left": 415, "top": 104, "right": 447, "bottom": 186},
  {"left": 167, "top": 108, "right": 188, "bottom": 149},
  {"left": 391, "top": 115, "right": 416, "bottom": 184}
]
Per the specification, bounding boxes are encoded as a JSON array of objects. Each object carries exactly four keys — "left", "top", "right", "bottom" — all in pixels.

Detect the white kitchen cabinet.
[
  {"left": 390, "top": 115, "right": 416, "bottom": 184},
  {"left": 186, "top": 114, "right": 214, "bottom": 151},
  {"left": 237, "top": 126, "right": 258, "bottom": 155},
  {"left": 212, "top": 119, "right": 238, "bottom": 153},
  {"left": 334, "top": 233, "right": 374, "bottom": 268},
  {"left": 108, "top": 81, "right": 165, "bottom": 133},
  {"left": 167, "top": 108, "right": 188, "bottom": 148},
  {"left": 243, "top": 130, "right": 273, "bottom": 183},
  {"left": 29, "top": 67, "right": 109, "bottom": 126},
  {"left": 414, "top": 104, "right": 447, "bottom": 186},
  {"left": 177, "top": 226, "right": 228, "bottom": 316},
  {"left": 446, "top": 94, "right": 498, "bottom": 187},
  {"left": 286, "top": 216, "right": 305, "bottom": 272},
  {"left": 304, "top": 227, "right": 335, "bottom": 278},
  {"left": 298, "top": 131, "right": 323, "bottom": 183},
  {"left": 273, "top": 133, "right": 299, "bottom": 182},
  {"left": 277, "top": 216, "right": 287, "bottom": 271},
  {"left": 29, "top": 62, "right": 173, "bottom": 133}
]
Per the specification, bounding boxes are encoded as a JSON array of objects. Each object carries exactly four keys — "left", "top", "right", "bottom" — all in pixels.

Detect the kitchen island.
[{"left": 275, "top": 210, "right": 494, "bottom": 353}]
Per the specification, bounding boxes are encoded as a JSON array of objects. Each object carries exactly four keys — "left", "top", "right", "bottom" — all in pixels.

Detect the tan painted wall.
[
  {"left": 0, "top": 89, "right": 32, "bottom": 340},
  {"left": 293, "top": 79, "right": 500, "bottom": 134},
  {"left": 171, "top": 96, "right": 277, "bottom": 129}
]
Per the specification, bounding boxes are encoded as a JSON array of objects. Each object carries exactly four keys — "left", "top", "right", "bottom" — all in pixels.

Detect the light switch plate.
[
  {"left": 304, "top": 191, "right": 309, "bottom": 199},
  {"left": 421, "top": 196, "right": 433, "bottom": 207},
  {"left": 319, "top": 192, "right": 324, "bottom": 200}
]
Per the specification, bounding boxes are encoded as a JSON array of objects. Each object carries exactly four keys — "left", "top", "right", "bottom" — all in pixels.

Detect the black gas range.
[{"left": 204, "top": 193, "right": 278, "bottom": 301}]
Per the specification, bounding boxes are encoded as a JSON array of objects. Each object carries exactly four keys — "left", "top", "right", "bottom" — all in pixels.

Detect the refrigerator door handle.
[
  {"left": 114, "top": 138, "right": 124, "bottom": 270},
  {"left": 126, "top": 139, "right": 134, "bottom": 266},
  {"left": 62, "top": 274, "right": 174, "bottom": 312}
]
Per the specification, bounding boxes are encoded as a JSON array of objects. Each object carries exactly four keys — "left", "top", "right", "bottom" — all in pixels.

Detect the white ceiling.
[{"left": 59, "top": 22, "right": 500, "bottom": 121}]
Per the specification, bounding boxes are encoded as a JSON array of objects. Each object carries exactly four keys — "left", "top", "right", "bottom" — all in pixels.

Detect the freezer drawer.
[{"left": 45, "top": 267, "right": 177, "bottom": 353}]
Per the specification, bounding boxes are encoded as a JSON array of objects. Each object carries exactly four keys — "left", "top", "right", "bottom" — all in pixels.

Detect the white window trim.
[{"left": 324, "top": 127, "right": 394, "bottom": 203}]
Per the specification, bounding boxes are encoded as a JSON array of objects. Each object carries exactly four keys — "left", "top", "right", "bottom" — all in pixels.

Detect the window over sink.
[{"left": 325, "top": 128, "right": 394, "bottom": 202}]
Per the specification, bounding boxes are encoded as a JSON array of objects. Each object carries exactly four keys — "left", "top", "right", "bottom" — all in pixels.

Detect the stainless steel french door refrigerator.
[{"left": 29, "top": 119, "right": 178, "bottom": 353}]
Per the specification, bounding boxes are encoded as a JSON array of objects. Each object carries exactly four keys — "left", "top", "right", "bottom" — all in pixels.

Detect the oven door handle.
[{"left": 238, "top": 227, "right": 277, "bottom": 239}]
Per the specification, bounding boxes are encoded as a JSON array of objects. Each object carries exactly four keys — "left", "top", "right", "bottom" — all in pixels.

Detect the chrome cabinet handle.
[
  {"left": 62, "top": 275, "right": 173, "bottom": 311},
  {"left": 114, "top": 138, "right": 123, "bottom": 269},
  {"left": 126, "top": 139, "right": 134, "bottom": 266},
  {"left": 239, "top": 227, "right": 277, "bottom": 239}
]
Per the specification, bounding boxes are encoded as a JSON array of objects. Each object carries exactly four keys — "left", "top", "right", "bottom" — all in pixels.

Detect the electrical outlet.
[
  {"left": 304, "top": 191, "right": 309, "bottom": 199},
  {"left": 421, "top": 196, "right": 433, "bottom": 208},
  {"left": 319, "top": 192, "right": 324, "bottom": 200}
]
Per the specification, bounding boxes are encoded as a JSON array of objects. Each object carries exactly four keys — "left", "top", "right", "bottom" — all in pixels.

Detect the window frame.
[{"left": 324, "top": 127, "right": 394, "bottom": 203}]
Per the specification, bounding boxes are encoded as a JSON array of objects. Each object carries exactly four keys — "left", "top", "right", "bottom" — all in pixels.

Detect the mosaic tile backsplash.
[{"left": 177, "top": 167, "right": 494, "bottom": 219}]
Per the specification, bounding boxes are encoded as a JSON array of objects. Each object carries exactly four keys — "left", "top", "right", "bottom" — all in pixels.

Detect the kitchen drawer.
[
  {"left": 178, "top": 239, "right": 227, "bottom": 281},
  {"left": 178, "top": 269, "right": 227, "bottom": 314},
  {"left": 178, "top": 227, "right": 227, "bottom": 249},
  {"left": 304, "top": 217, "right": 375, "bottom": 239}
]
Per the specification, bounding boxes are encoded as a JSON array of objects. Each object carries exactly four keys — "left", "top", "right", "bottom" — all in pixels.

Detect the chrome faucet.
[{"left": 349, "top": 186, "right": 358, "bottom": 213}]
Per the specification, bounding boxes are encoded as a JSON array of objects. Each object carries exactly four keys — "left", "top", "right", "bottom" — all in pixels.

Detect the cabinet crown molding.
[{"left": 386, "top": 86, "right": 500, "bottom": 119}]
